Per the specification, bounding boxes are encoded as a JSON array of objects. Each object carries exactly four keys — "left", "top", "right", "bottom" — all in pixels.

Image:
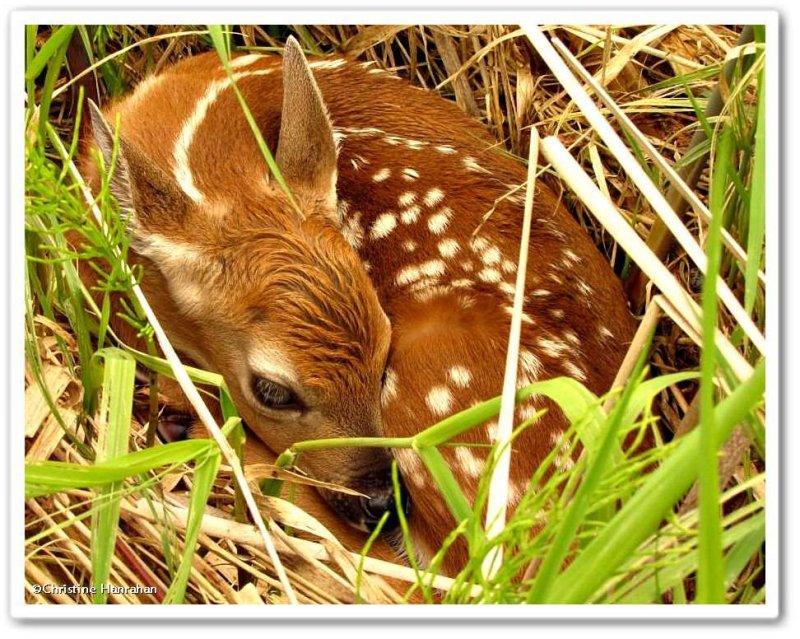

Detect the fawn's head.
[{"left": 87, "top": 38, "right": 405, "bottom": 531}]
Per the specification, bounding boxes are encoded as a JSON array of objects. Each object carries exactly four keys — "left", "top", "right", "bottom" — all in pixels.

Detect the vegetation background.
[{"left": 23, "top": 23, "right": 767, "bottom": 606}]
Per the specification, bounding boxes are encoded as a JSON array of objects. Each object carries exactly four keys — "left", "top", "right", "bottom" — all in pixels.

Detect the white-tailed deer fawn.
[{"left": 79, "top": 37, "right": 635, "bottom": 576}]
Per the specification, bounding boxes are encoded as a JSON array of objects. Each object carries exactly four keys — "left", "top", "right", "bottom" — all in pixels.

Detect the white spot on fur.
[
  {"left": 478, "top": 268, "right": 502, "bottom": 283},
  {"left": 372, "top": 168, "right": 391, "bottom": 183},
  {"left": 548, "top": 273, "right": 563, "bottom": 285},
  {"left": 486, "top": 420, "right": 499, "bottom": 440},
  {"left": 460, "top": 261, "right": 474, "bottom": 272},
  {"left": 437, "top": 239, "right": 460, "bottom": 258},
  {"left": 396, "top": 265, "right": 422, "bottom": 286},
  {"left": 427, "top": 208, "right": 453, "bottom": 235},
  {"left": 499, "top": 282, "right": 516, "bottom": 297},
  {"left": 394, "top": 448, "right": 425, "bottom": 486},
  {"left": 501, "top": 259, "right": 517, "bottom": 274},
  {"left": 454, "top": 447, "right": 483, "bottom": 478},
  {"left": 600, "top": 326, "right": 614, "bottom": 340},
  {"left": 539, "top": 337, "right": 569, "bottom": 358},
  {"left": 423, "top": 188, "right": 445, "bottom": 207},
  {"left": 564, "top": 361, "right": 587, "bottom": 382},
  {"left": 470, "top": 236, "right": 490, "bottom": 252},
  {"left": 398, "top": 205, "right": 420, "bottom": 224},
  {"left": 402, "top": 168, "right": 420, "bottom": 181},
  {"left": 402, "top": 239, "right": 418, "bottom": 252},
  {"left": 231, "top": 53, "right": 264, "bottom": 68},
  {"left": 448, "top": 365, "right": 472, "bottom": 389},
  {"left": 436, "top": 145, "right": 457, "bottom": 155},
  {"left": 482, "top": 246, "right": 502, "bottom": 266},
  {"left": 531, "top": 289, "right": 551, "bottom": 297},
  {"left": 451, "top": 279, "right": 473, "bottom": 288},
  {"left": 174, "top": 70, "right": 274, "bottom": 202},
  {"left": 426, "top": 386, "right": 454, "bottom": 417},
  {"left": 398, "top": 191, "right": 417, "bottom": 207},
  {"left": 550, "top": 308, "right": 564, "bottom": 320},
  {"left": 518, "top": 401, "right": 540, "bottom": 422},
  {"left": 503, "top": 306, "right": 535, "bottom": 324},
  {"left": 340, "top": 210, "right": 364, "bottom": 249},
  {"left": 420, "top": 259, "right": 446, "bottom": 278},
  {"left": 577, "top": 279, "right": 593, "bottom": 296},
  {"left": 517, "top": 373, "right": 536, "bottom": 389},
  {"left": 370, "top": 212, "right": 397, "bottom": 239},
  {"left": 309, "top": 58, "right": 347, "bottom": 69},
  {"left": 563, "top": 248, "right": 581, "bottom": 264},
  {"left": 342, "top": 126, "right": 385, "bottom": 137},
  {"left": 463, "top": 155, "right": 490, "bottom": 174},
  {"left": 564, "top": 330, "right": 581, "bottom": 346},
  {"left": 519, "top": 350, "right": 543, "bottom": 378}
]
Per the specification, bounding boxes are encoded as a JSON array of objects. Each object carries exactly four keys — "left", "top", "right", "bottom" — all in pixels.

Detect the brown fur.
[{"left": 77, "top": 40, "right": 636, "bottom": 577}]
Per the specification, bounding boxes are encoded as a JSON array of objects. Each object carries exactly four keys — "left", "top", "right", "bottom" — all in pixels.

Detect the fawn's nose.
[
  {"left": 320, "top": 469, "right": 410, "bottom": 533},
  {"left": 359, "top": 475, "right": 410, "bottom": 532}
]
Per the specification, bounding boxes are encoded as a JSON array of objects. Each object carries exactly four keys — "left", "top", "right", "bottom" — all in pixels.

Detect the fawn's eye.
[{"left": 251, "top": 377, "right": 301, "bottom": 411}]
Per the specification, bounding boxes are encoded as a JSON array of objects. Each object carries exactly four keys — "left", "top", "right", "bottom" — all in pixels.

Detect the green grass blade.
[
  {"left": 612, "top": 507, "right": 764, "bottom": 604},
  {"left": 744, "top": 64, "right": 766, "bottom": 316},
  {"left": 723, "top": 516, "right": 766, "bottom": 594},
  {"left": 125, "top": 347, "right": 225, "bottom": 388},
  {"left": 544, "top": 360, "right": 764, "bottom": 603},
  {"left": 527, "top": 368, "right": 642, "bottom": 603},
  {"left": 416, "top": 445, "right": 475, "bottom": 526},
  {"left": 90, "top": 348, "right": 136, "bottom": 603},
  {"left": 26, "top": 25, "right": 76, "bottom": 81},
  {"left": 163, "top": 447, "right": 221, "bottom": 604},
  {"left": 624, "top": 372, "right": 699, "bottom": 427},
  {"left": 36, "top": 29, "right": 74, "bottom": 138},
  {"left": 25, "top": 439, "right": 216, "bottom": 498},
  {"left": 696, "top": 124, "right": 733, "bottom": 604},
  {"left": 25, "top": 25, "right": 39, "bottom": 99}
]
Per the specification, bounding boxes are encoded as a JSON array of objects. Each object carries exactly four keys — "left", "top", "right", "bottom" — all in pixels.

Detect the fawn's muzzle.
[{"left": 321, "top": 470, "right": 410, "bottom": 533}]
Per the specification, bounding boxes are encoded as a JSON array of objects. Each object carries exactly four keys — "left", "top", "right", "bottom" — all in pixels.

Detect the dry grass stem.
[
  {"left": 603, "top": 297, "right": 664, "bottom": 413},
  {"left": 526, "top": 26, "right": 765, "bottom": 356},
  {"left": 482, "top": 127, "right": 541, "bottom": 580},
  {"left": 540, "top": 135, "right": 751, "bottom": 381},
  {"left": 552, "top": 36, "right": 766, "bottom": 289}
]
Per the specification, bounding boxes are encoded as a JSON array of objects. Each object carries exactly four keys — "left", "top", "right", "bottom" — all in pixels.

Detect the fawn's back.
[{"left": 83, "top": 41, "right": 635, "bottom": 574}]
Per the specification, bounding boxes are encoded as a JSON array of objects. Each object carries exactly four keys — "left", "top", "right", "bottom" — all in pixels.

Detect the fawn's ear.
[
  {"left": 276, "top": 36, "right": 339, "bottom": 223},
  {"left": 88, "top": 99, "right": 189, "bottom": 231},
  {"left": 88, "top": 100, "right": 209, "bottom": 294}
]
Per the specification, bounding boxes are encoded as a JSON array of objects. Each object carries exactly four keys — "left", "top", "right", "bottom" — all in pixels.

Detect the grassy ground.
[{"left": 24, "top": 24, "right": 767, "bottom": 605}]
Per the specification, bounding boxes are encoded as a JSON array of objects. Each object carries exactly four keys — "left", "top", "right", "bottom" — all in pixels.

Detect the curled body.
[{"left": 79, "top": 39, "right": 635, "bottom": 576}]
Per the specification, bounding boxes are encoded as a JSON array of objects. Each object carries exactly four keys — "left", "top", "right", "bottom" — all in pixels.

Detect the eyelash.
[{"left": 251, "top": 377, "right": 302, "bottom": 411}]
